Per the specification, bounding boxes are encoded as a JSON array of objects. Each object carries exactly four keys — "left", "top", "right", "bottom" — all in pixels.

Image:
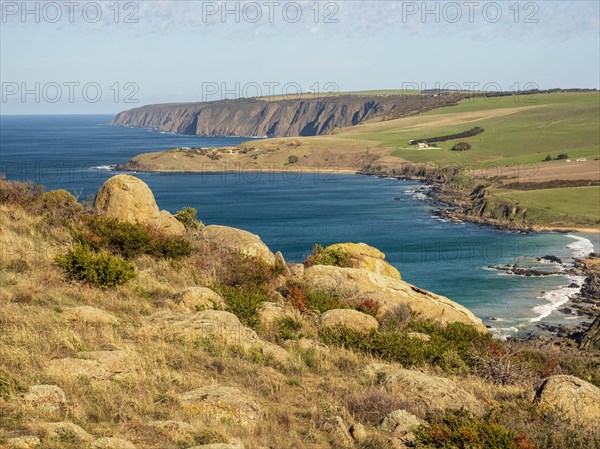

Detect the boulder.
[
  {"left": 188, "top": 445, "right": 242, "bottom": 449},
  {"left": 147, "top": 310, "right": 260, "bottom": 347},
  {"left": 304, "top": 266, "right": 486, "bottom": 332},
  {"left": 320, "top": 309, "right": 379, "bottom": 334},
  {"left": 93, "top": 175, "right": 184, "bottom": 236},
  {"left": 62, "top": 306, "right": 119, "bottom": 325},
  {"left": 201, "top": 225, "right": 276, "bottom": 266},
  {"left": 533, "top": 375, "right": 600, "bottom": 428},
  {"left": 289, "top": 263, "right": 305, "bottom": 279},
  {"left": 380, "top": 409, "right": 425, "bottom": 442},
  {"left": 173, "top": 287, "right": 226, "bottom": 312},
  {"left": 257, "top": 302, "right": 296, "bottom": 328},
  {"left": 32, "top": 421, "right": 94, "bottom": 442},
  {"left": 22, "top": 385, "right": 68, "bottom": 420},
  {"left": 91, "top": 437, "right": 136, "bottom": 449},
  {"left": 178, "top": 386, "right": 263, "bottom": 427},
  {"left": 383, "top": 369, "right": 484, "bottom": 416},
  {"left": 46, "top": 358, "right": 110, "bottom": 380},
  {"left": 322, "top": 416, "right": 354, "bottom": 448},
  {"left": 78, "top": 350, "right": 134, "bottom": 374},
  {"left": 146, "top": 310, "right": 289, "bottom": 363},
  {"left": 349, "top": 422, "right": 367, "bottom": 442},
  {"left": 325, "top": 243, "right": 401, "bottom": 279},
  {"left": 148, "top": 420, "right": 196, "bottom": 441},
  {"left": 6, "top": 436, "right": 41, "bottom": 449}
]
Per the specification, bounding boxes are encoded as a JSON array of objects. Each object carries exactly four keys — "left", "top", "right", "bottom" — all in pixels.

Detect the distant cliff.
[{"left": 111, "top": 94, "right": 464, "bottom": 137}]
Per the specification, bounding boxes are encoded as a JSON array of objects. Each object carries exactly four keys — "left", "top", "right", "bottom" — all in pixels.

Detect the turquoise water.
[{"left": 1, "top": 115, "right": 597, "bottom": 334}]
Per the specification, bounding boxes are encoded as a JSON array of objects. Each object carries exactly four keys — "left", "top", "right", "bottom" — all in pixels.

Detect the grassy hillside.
[{"left": 1, "top": 177, "right": 600, "bottom": 449}]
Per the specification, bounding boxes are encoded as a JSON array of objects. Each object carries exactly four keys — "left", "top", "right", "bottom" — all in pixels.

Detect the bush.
[
  {"left": 347, "top": 389, "right": 410, "bottom": 424},
  {"left": 555, "top": 153, "right": 569, "bottom": 160},
  {"left": 79, "top": 216, "right": 192, "bottom": 260},
  {"left": 451, "top": 142, "right": 472, "bottom": 151},
  {"left": 544, "top": 154, "right": 553, "bottom": 161},
  {"left": 56, "top": 244, "right": 135, "bottom": 288},
  {"left": 287, "top": 155, "right": 299, "bottom": 164},
  {"left": 414, "top": 410, "right": 534, "bottom": 449},
  {"left": 305, "top": 244, "right": 353, "bottom": 268},
  {"left": 303, "top": 286, "right": 345, "bottom": 313},
  {"left": 218, "top": 285, "right": 269, "bottom": 328},
  {"left": 412, "top": 127, "right": 484, "bottom": 145},
  {"left": 175, "top": 207, "right": 200, "bottom": 229}
]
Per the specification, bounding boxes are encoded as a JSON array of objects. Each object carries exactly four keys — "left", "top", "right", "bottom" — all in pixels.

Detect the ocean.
[{"left": 1, "top": 114, "right": 598, "bottom": 336}]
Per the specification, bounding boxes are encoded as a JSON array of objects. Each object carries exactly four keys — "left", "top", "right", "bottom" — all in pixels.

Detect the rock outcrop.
[
  {"left": 533, "top": 375, "right": 600, "bottom": 428},
  {"left": 320, "top": 309, "right": 379, "bottom": 334},
  {"left": 112, "top": 95, "right": 464, "bottom": 138},
  {"left": 22, "top": 385, "right": 68, "bottom": 421},
  {"left": 303, "top": 265, "right": 486, "bottom": 332},
  {"left": 62, "top": 306, "right": 119, "bottom": 325},
  {"left": 201, "top": 225, "right": 276, "bottom": 266},
  {"left": 325, "top": 243, "right": 401, "bottom": 279},
  {"left": 173, "top": 287, "right": 226, "bottom": 312},
  {"left": 93, "top": 175, "right": 184, "bottom": 236},
  {"left": 178, "top": 386, "right": 263, "bottom": 427},
  {"left": 380, "top": 409, "right": 425, "bottom": 442},
  {"left": 382, "top": 369, "right": 485, "bottom": 416}
]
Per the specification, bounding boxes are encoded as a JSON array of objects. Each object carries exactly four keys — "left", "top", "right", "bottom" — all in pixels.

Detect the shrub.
[
  {"left": 218, "top": 285, "right": 269, "bottom": 328},
  {"left": 287, "top": 284, "right": 308, "bottom": 312},
  {"left": 414, "top": 410, "right": 533, "bottom": 449},
  {"left": 303, "top": 286, "right": 345, "bottom": 313},
  {"left": 78, "top": 216, "right": 192, "bottom": 260},
  {"left": 287, "top": 155, "right": 299, "bottom": 164},
  {"left": 451, "top": 142, "right": 472, "bottom": 151},
  {"left": 555, "top": 153, "right": 569, "bottom": 160},
  {"left": 56, "top": 244, "right": 135, "bottom": 288},
  {"left": 175, "top": 207, "right": 200, "bottom": 229},
  {"left": 276, "top": 316, "right": 303, "bottom": 340},
  {"left": 347, "top": 389, "right": 410, "bottom": 424},
  {"left": 305, "top": 244, "right": 353, "bottom": 268},
  {"left": 357, "top": 297, "right": 380, "bottom": 317},
  {"left": 544, "top": 154, "right": 553, "bottom": 161}
]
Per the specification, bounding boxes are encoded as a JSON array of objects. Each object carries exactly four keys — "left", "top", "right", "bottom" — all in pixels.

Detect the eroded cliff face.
[{"left": 111, "top": 94, "right": 463, "bottom": 137}]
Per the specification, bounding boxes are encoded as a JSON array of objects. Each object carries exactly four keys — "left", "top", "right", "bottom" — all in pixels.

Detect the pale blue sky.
[{"left": 1, "top": 0, "right": 599, "bottom": 114}]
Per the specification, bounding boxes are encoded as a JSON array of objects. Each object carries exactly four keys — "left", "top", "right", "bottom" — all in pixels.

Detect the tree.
[
  {"left": 544, "top": 154, "right": 552, "bottom": 161},
  {"left": 556, "top": 153, "right": 569, "bottom": 160},
  {"left": 451, "top": 142, "right": 472, "bottom": 151}
]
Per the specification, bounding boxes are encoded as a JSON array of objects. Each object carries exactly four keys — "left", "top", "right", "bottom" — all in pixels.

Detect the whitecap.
[
  {"left": 565, "top": 234, "right": 594, "bottom": 259},
  {"left": 529, "top": 275, "right": 585, "bottom": 322}
]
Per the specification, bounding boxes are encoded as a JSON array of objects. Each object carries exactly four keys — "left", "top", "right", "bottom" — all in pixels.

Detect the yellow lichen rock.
[
  {"left": 325, "top": 243, "right": 401, "bottom": 279},
  {"left": 93, "top": 175, "right": 184, "bottom": 236}
]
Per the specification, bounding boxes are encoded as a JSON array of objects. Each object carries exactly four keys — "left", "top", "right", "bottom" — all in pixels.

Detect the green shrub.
[
  {"left": 451, "top": 142, "right": 472, "bottom": 151},
  {"left": 219, "top": 285, "right": 269, "bottom": 328},
  {"left": 305, "top": 244, "right": 353, "bottom": 268},
  {"left": 79, "top": 216, "right": 192, "bottom": 260},
  {"left": 414, "top": 410, "right": 534, "bottom": 449},
  {"left": 276, "top": 316, "right": 303, "bottom": 340},
  {"left": 303, "top": 286, "right": 345, "bottom": 313},
  {"left": 555, "top": 153, "right": 569, "bottom": 160},
  {"left": 175, "top": 207, "right": 200, "bottom": 229},
  {"left": 56, "top": 244, "right": 135, "bottom": 288}
]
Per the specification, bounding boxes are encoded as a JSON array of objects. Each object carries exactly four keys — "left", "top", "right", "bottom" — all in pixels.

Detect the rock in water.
[
  {"left": 325, "top": 242, "right": 401, "bottom": 279},
  {"left": 93, "top": 174, "right": 184, "bottom": 236},
  {"left": 533, "top": 375, "right": 600, "bottom": 429}
]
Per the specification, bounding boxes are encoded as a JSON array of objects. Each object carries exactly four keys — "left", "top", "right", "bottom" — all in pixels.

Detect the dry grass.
[{"left": 1, "top": 191, "right": 599, "bottom": 448}]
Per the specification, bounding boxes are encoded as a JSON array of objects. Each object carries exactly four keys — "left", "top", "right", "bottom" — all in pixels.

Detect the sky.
[{"left": 1, "top": 0, "right": 599, "bottom": 114}]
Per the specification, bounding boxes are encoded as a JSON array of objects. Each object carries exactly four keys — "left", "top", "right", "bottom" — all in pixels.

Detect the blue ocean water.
[{"left": 1, "top": 115, "right": 597, "bottom": 334}]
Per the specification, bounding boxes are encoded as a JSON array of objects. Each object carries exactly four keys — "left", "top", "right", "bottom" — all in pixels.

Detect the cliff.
[{"left": 111, "top": 94, "right": 464, "bottom": 137}]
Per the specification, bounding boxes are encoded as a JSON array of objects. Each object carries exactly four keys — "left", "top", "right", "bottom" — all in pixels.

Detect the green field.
[
  {"left": 364, "top": 92, "right": 600, "bottom": 167},
  {"left": 497, "top": 186, "right": 600, "bottom": 226}
]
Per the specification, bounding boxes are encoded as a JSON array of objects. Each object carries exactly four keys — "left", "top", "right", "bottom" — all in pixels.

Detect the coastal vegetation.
[{"left": 1, "top": 175, "right": 599, "bottom": 448}]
